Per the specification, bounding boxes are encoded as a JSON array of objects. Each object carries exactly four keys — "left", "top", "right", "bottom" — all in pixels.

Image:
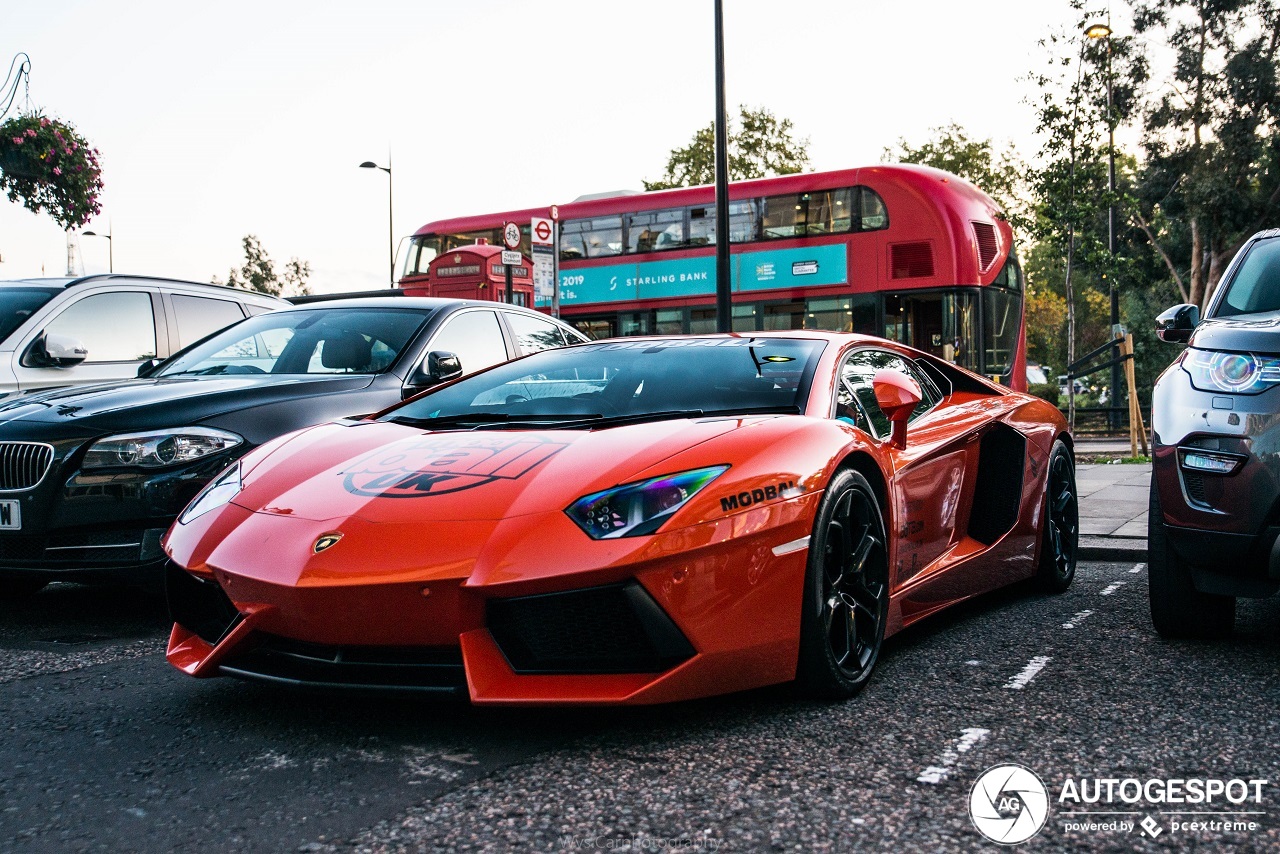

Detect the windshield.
[
  {"left": 0, "top": 287, "right": 61, "bottom": 345},
  {"left": 1215, "top": 237, "right": 1280, "bottom": 317},
  {"left": 157, "top": 307, "right": 434, "bottom": 377},
  {"left": 387, "top": 336, "right": 824, "bottom": 426}
]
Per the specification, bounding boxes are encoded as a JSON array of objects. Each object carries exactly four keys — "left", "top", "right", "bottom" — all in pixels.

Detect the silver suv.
[{"left": 0, "top": 274, "right": 284, "bottom": 395}]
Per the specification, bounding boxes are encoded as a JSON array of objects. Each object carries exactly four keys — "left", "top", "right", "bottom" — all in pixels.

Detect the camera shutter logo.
[{"left": 969, "top": 764, "right": 1050, "bottom": 845}]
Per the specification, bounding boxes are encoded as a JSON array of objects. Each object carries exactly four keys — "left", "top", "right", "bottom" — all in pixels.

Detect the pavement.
[{"left": 1073, "top": 436, "right": 1149, "bottom": 563}]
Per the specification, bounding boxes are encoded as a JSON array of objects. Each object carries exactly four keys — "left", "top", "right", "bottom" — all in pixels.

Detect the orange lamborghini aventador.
[{"left": 164, "top": 332, "right": 1076, "bottom": 705}]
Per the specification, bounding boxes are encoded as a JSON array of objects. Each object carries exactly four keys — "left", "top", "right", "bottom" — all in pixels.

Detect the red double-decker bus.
[{"left": 398, "top": 164, "right": 1027, "bottom": 389}]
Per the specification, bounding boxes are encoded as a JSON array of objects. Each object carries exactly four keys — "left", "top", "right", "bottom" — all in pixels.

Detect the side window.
[
  {"left": 504, "top": 312, "right": 567, "bottom": 355},
  {"left": 45, "top": 291, "right": 157, "bottom": 362},
  {"left": 171, "top": 295, "right": 246, "bottom": 347},
  {"left": 859, "top": 187, "right": 889, "bottom": 231},
  {"left": 838, "top": 349, "right": 936, "bottom": 439},
  {"left": 559, "top": 217, "right": 623, "bottom": 260},
  {"left": 428, "top": 310, "right": 508, "bottom": 375}
]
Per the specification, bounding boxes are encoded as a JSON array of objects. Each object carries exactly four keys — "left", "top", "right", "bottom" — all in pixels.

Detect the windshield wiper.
[
  {"left": 389, "top": 412, "right": 605, "bottom": 430},
  {"left": 538, "top": 405, "right": 802, "bottom": 431}
]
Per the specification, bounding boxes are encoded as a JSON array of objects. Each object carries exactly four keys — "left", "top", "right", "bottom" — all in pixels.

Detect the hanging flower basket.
[{"left": 0, "top": 113, "right": 103, "bottom": 229}]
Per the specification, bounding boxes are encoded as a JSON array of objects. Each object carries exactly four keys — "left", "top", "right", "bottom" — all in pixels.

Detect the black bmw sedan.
[{"left": 0, "top": 296, "right": 586, "bottom": 594}]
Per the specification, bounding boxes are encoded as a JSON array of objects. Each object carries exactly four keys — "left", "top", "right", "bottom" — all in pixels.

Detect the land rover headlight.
[{"left": 1182, "top": 349, "right": 1280, "bottom": 395}]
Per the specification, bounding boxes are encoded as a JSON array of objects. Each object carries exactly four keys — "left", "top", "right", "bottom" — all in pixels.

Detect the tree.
[
  {"left": 0, "top": 113, "right": 103, "bottom": 229},
  {"left": 216, "top": 235, "right": 312, "bottom": 297},
  {"left": 643, "top": 106, "right": 810, "bottom": 190},
  {"left": 1129, "top": 0, "right": 1280, "bottom": 310},
  {"left": 883, "top": 123, "right": 1031, "bottom": 234}
]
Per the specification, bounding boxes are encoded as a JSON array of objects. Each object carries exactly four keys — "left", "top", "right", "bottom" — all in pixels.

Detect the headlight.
[
  {"left": 1182, "top": 349, "right": 1280, "bottom": 394},
  {"left": 178, "top": 460, "right": 243, "bottom": 524},
  {"left": 565, "top": 466, "right": 728, "bottom": 539},
  {"left": 82, "top": 427, "right": 242, "bottom": 469}
]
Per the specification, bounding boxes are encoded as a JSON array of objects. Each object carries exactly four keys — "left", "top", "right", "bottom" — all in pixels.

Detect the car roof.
[
  {"left": 0, "top": 273, "right": 284, "bottom": 304},
  {"left": 283, "top": 294, "right": 580, "bottom": 322}
]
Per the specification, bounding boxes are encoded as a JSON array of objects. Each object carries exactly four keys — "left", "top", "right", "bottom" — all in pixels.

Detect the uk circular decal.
[
  {"left": 969, "top": 764, "right": 1050, "bottom": 845},
  {"left": 342, "top": 434, "right": 568, "bottom": 498}
]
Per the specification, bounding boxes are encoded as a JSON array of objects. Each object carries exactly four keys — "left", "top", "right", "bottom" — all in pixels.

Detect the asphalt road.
[{"left": 3, "top": 562, "right": 1279, "bottom": 853}]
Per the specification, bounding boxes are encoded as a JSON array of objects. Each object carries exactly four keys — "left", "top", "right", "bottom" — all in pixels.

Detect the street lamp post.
[
  {"left": 1086, "top": 21, "right": 1120, "bottom": 431},
  {"left": 81, "top": 226, "right": 113, "bottom": 274},
  {"left": 360, "top": 158, "right": 394, "bottom": 286}
]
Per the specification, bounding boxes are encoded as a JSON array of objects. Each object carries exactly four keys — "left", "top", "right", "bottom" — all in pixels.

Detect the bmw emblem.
[{"left": 313, "top": 533, "right": 343, "bottom": 554}]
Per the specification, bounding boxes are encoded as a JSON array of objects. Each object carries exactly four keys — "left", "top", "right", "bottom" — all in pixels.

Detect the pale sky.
[{"left": 1, "top": 1, "right": 1091, "bottom": 293}]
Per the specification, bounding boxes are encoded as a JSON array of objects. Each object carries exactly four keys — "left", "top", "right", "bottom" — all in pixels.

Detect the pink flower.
[
  {"left": 52, "top": 167, "right": 61, "bottom": 176},
  {"left": 10, "top": 137, "right": 21, "bottom": 145},
  {"left": 39, "top": 117, "right": 49, "bottom": 127},
  {"left": 25, "top": 128, "right": 36, "bottom": 138}
]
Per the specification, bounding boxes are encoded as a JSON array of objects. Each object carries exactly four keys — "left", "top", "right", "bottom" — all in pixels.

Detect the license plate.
[{"left": 0, "top": 499, "right": 21, "bottom": 530}]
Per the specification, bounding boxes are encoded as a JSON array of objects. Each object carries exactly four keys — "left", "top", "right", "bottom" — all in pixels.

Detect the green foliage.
[
  {"left": 884, "top": 123, "right": 1032, "bottom": 234},
  {"left": 0, "top": 113, "right": 103, "bottom": 229},
  {"left": 643, "top": 106, "right": 810, "bottom": 191},
  {"left": 1129, "top": 0, "right": 1280, "bottom": 308},
  {"left": 216, "top": 235, "right": 312, "bottom": 297},
  {"left": 1029, "top": 383, "right": 1061, "bottom": 405}
]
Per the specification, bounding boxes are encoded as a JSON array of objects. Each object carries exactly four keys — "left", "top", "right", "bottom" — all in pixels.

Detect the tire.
[
  {"left": 796, "top": 469, "right": 890, "bottom": 699},
  {"left": 1036, "top": 439, "right": 1078, "bottom": 593},
  {"left": 1148, "top": 479, "right": 1235, "bottom": 638},
  {"left": 0, "top": 577, "right": 48, "bottom": 599}
]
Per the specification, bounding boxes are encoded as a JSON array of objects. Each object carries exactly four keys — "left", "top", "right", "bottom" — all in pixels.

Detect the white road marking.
[
  {"left": 1130, "top": 563, "right": 1146, "bottom": 574},
  {"left": 1101, "top": 581, "right": 1127, "bottom": 596},
  {"left": 1062, "top": 609, "right": 1094, "bottom": 629},
  {"left": 916, "top": 727, "right": 990, "bottom": 784},
  {"left": 1005, "top": 656, "right": 1051, "bottom": 690}
]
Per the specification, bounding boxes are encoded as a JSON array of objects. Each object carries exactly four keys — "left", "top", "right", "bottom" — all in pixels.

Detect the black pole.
[
  {"left": 1105, "top": 35, "right": 1120, "bottom": 431},
  {"left": 505, "top": 263, "right": 513, "bottom": 304},
  {"left": 713, "top": 0, "right": 732, "bottom": 333}
]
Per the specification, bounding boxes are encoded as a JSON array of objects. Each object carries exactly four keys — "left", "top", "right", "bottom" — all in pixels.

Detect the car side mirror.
[
  {"left": 872, "top": 369, "right": 922, "bottom": 450},
  {"left": 25, "top": 332, "right": 89, "bottom": 368},
  {"left": 136, "top": 358, "right": 161, "bottom": 377},
  {"left": 402, "top": 350, "right": 464, "bottom": 399},
  {"left": 1156, "top": 304, "right": 1200, "bottom": 343}
]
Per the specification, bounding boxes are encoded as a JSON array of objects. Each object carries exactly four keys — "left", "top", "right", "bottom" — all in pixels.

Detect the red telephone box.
[{"left": 401, "top": 243, "right": 534, "bottom": 306}]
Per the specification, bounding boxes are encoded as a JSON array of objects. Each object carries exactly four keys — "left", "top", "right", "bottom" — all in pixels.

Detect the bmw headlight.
[
  {"left": 1182, "top": 349, "right": 1280, "bottom": 395},
  {"left": 82, "top": 427, "right": 242, "bottom": 469},
  {"left": 565, "top": 466, "right": 728, "bottom": 539},
  {"left": 178, "top": 460, "right": 243, "bottom": 524}
]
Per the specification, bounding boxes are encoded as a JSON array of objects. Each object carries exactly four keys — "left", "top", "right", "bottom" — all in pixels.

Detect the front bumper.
[
  {"left": 1151, "top": 362, "right": 1280, "bottom": 596},
  {"left": 0, "top": 443, "right": 235, "bottom": 582},
  {"left": 165, "top": 494, "right": 821, "bottom": 705}
]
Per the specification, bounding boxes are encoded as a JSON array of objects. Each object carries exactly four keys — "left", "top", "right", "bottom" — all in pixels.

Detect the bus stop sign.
[{"left": 532, "top": 217, "right": 554, "bottom": 246}]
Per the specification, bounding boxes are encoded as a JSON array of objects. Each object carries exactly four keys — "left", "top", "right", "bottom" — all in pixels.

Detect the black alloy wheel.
[
  {"left": 1037, "top": 439, "right": 1078, "bottom": 593},
  {"left": 797, "top": 469, "right": 889, "bottom": 699}
]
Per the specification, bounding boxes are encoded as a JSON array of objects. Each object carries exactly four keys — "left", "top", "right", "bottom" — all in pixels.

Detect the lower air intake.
[{"left": 487, "top": 581, "right": 695, "bottom": 674}]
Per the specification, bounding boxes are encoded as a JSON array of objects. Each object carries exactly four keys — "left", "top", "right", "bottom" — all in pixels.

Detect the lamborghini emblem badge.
[{"left": 313, "top": 533, "right": 343, "bottom": 553}]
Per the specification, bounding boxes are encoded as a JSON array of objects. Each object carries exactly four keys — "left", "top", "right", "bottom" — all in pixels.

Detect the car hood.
[
  {"left": 1192, "top": 309, "right": 1280, "bottom": 354},
  {"left": 0, "top": 374, "right": 377, "bottom": 431},
  {"left": 230, "top": 417, "right": 750, "bottom": 523}
]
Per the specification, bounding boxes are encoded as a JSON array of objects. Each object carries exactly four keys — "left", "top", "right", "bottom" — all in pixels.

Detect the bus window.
[
  {"left": 762, "top": 193, "right": 805, "bottom": 238},
  {"left": 851, "top": 294, "right": 877, "bottom": 335},
  {"left": 688, "top": 200, "right": 759, "bottom": 245},
  {"left": 561, "top": 216, "right": 623, "bottom": 260},
  {"left": 806, "top": 297, "right": 852, "bottom": 331},
  {"left": 859, "top": 188, "right": 889, "bottom": 231},
  {"left": 983, "top": 288, "right": 1020, "bottom": 380},
  {"left": 806, "top": 188, "right": 855, "bottom": 235},
  {"left": 764, "top": 301, "right": 805, "bottom": 329},
  {"left": 655, "top": 309, "right": 683, "bottom": 333},
  {"left": 627, "top": 209, "right": 685, "bottom": 253}
]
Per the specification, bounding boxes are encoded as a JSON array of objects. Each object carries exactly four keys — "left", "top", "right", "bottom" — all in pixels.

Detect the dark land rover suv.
[{"left": 1149, "top": 229, "right": 1280, "bottom": 637}]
